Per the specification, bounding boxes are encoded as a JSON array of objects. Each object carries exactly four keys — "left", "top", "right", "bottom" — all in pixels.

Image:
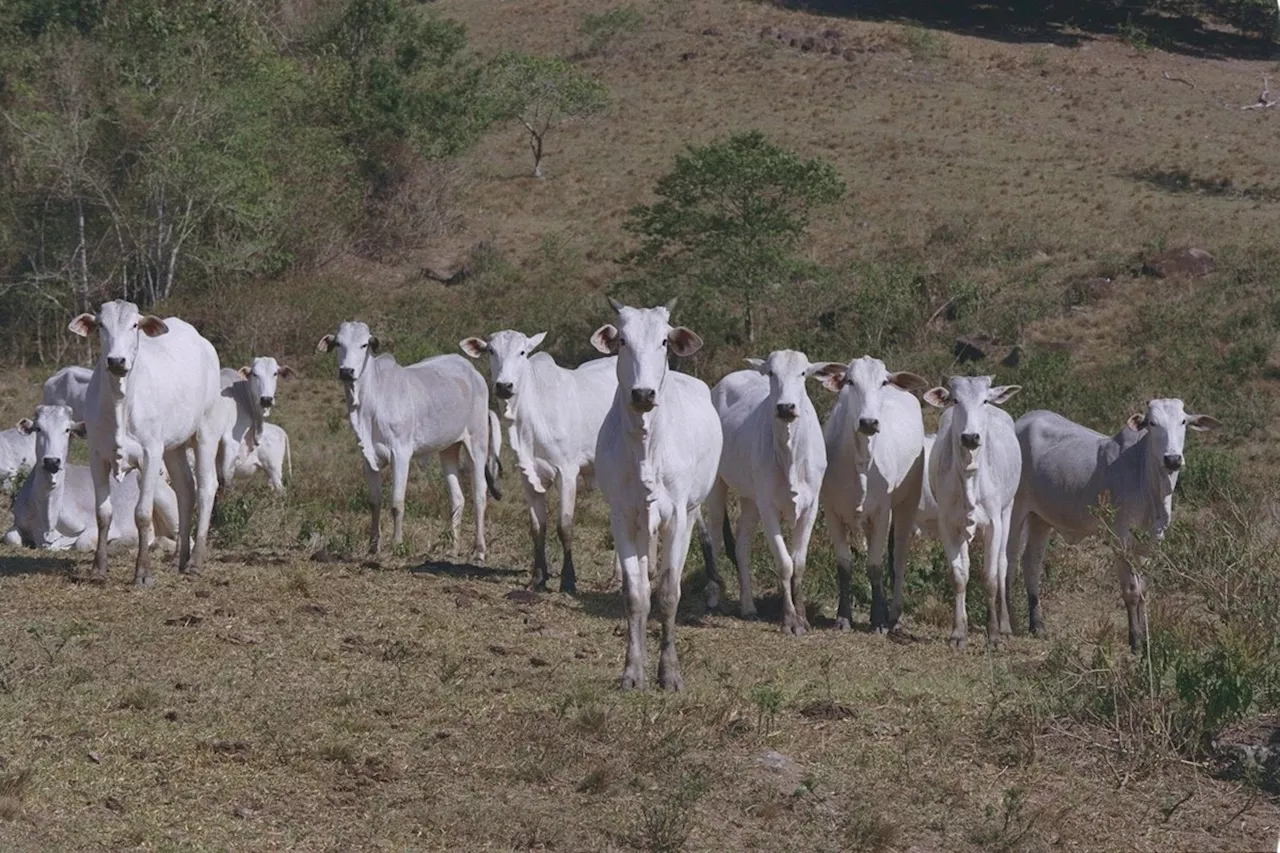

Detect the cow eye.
[
  {"left": 519, "top": 351, "right": 525, "bottom": 357},
  {"left": 361, "top": 343, "right": 369, "bottom": 349},
  {"left": 661, "top": 339, "right": 668, "bottom": 348}
]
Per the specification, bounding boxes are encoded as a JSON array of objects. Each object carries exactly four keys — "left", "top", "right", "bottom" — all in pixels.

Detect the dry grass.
[{"left": 2, "top": 0, "right": 1280, "bottom": 849}]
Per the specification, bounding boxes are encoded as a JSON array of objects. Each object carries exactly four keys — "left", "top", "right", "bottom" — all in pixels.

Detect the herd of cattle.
[{"left": 0, "top": 297, "right": 1220, "bottom": 691}]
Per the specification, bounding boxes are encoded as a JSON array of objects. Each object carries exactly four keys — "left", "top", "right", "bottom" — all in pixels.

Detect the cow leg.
[
  {"left": 364, "top": 459, "right": 382, "bottom": 554},
  {"left": 188, "top": 431, "right": 218, "bottom": 573},
  {"left": 982, "top": 518, "right": 1004, "bottom": 647},
  {"left": 467, "top": 438, "right": 488, "bottom": 564},
  {"left": 89, "top": 454, "right": 114, "bottom": 582},
  {"left": 997, "top": 505, "right": 1015, "bottom": 637},
  {"left": 556, "top": 468, "right": 579, "bottom": 593},
  {"left": 132, "top": 450, "right": 164, "bottom": 586},
  {"left": 789, "top": 498, "right": 820, "bottom": 634},
  {"left": 613, "top": 513, "right": 649, "bottom": 690},
  {"left": 701, "top": 477, "right": 729, "bottom": 613},
  {"left": 388, "top": 452, "right": 412, "bottom": 551},
  {"left": 734, "top": 497, "right": 760, "bottom": 620},
  {"left": 525, "top": 479, "right": 550, "bottom": 590},
  {"left": 438, "top": 446, "right": 464, "bottom": 557},
  {"left": 163, "top": 448, "right": 196, "bottom": 575},
  {"left": 830, "top": 516, "right": 856, "bottom": 631},
  {"left": 864, "top": 509, "right": 893, "bottom": 633},
  {"left": 759, "top": 505, "right": 802, "bottom": 636},
  {"left": 1114, "top": 530, "right": 1146, "bottom": 652},
  {"left": 657, "top": 509, "right": 690, "bottom": 691},
  {"left": 1021, "top": 514, "right": 1052, "bottom": 636},
  {"left": 940, "top": 526, "right": 970, "bottom": 650}
]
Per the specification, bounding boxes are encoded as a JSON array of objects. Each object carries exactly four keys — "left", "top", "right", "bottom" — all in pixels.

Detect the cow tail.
[
  {"left": 284, "top": 430, "right": 293, "bottom": 484},
  {"left": 485, "top": 409, "right": 503, "bottom": 501}
]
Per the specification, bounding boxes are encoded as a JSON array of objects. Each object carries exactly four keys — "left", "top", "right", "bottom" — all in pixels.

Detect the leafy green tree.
[
  {"left": 484, "top": 53, "right": 609, "bottom": 178},
  {"left": 621, "top": 131, "right": 844, "bottom": 343}
]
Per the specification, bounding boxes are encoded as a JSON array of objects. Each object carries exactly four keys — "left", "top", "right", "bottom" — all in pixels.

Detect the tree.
[
  {"left": 620, "top": 131, "right": 845, "bottom": 343},
  {"left": 484, "top": 53, "right": 609, "bottom": 178}
]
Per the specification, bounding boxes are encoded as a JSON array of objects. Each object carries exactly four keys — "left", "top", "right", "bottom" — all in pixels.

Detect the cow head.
[
  {"left": 1126, "top": 398, "right": 1220, "bottom": 474},
  {"left": 745, "top": 350, "right": 844, "bottom": 423},
  {"left": 591, "top": 297, "right": 701, "bottom": 413},
  {"left": 317, "top": 321, "right": 378, "bottom": 405},
  {"left": 237, "top": 356, "right": 295, "bottom": 417},
  {"left": 69, "top": 300, "right": 168, "bottom": 380},
  {"left": 18, "top": 404, "right": 85, "bottom": 481},
  {"left": 822, "top": 356, "right": 928, "bottom": 438},
  {"left": 924, "top": 375, "right": 1020, "bottom": 472},
  {"left": 460, "top": 330, "right": 547, "bottom": 401}
]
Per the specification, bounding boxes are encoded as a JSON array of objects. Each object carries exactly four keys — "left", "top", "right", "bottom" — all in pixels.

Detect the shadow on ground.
[
  {"left": 411, "top": 559, "right": 526, "bottom": 581},
  {"left": 771, "top": 0, "right": 1277, "bottom": 59},
  {"left": 0, "top": 554, "right": 77, "bottom": 577}
]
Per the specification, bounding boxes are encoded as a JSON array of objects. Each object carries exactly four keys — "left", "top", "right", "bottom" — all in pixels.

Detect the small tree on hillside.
[
  {"left": 484, "top": 53, "right": 609, "bottom": 178},
  {"left": 620, "top": 131, "right": 844, "bottom": 343}
]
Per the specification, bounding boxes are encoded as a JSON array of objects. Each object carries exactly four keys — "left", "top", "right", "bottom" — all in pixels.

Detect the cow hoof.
[
  {"left": 781, "top": 619, "right": 807, "bottom": 637},
  {"left": 740, "top": 611, "right": 759, "bottom": 622},
  {"left": 132, "top": 574, "right": 155, "bottom": 589},
  {"left": 658, "top": 671, "right": 684, "bottom": 692},
  {"left": 88, "top": 573, "right": 108, "bottom": 586},
  {"left": 559, "top": 581, "right": 577, "bottom": 595},
  {"left": 948, "top": 636, "right": 967, "bottom": 651},
  {"left": 836, "top": 617, "right": 853, "bottom": 632},
  {"left": 873, "top": 624, "right": 890, "bottom": 636},
  {"left": 987, "top": 634, "right": 1004, "bottom": 649},
  {"left": 620, "top": 673, "right": 646, "bottom": 691}
]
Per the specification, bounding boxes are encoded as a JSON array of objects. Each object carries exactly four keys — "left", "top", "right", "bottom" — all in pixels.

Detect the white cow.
[
  {"left": 0, "top": 428, "right": 35, "bottom": 492},
  {"left": 318, "top": 321, "right": 501, "bottom": 559},
  {"left": 592, "top": 298, "right": 721, "bottom": 691},
  {"left": 69, "top": 300, "right": 222, "bottom": 584},
  {"left": 1009, "top": 400, "right": 1220, "bottom": 651},
  {"left": 915, "top": 434, "right": 940, "bottom": 540},
  {"left": 42, "top": 365, "right": 93, "bottom": 420},
  {"left": 460, "top": 330, "right": 617, "bottom": 592},
  {"left": 924, "top": 375, "right": 1022, "bottom": 649},
  {"left": 701, "top": 350, "right": 839, "bottom": 634},
  {"left": 4, "top": 405, "right": 179, "bottom": 551},
  {"left": 208, "top": 357, "right": 295, "bottom": 488},
  {"left": 820, "top": 356, "right": 930, "bottom": 633},
  {"left": 230, "top": 421, "right": 292, "bottom": 494}
]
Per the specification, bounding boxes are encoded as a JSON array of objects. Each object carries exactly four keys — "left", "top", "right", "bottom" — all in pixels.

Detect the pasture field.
[{"left": 3, "top": 0, "right": 1280, "bottom": 850}]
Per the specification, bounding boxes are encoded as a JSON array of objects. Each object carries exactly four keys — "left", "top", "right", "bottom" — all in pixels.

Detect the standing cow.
[
  {"left": 42, "top": 365, "right": 93, "bottom": 420},
  {"left": 209, "top": 356, "right": 295, "bottom": 488},
  {"left": 924, "top": 375, "right": 1022, "bottom": 649},
  {"left": 460, "top": 330, "right": 616, "bottom": 592},
  {"left": 702, "top": 350, "right": 839, "bottom": 634},
  {"left": 318, "top": 321, "right": 500, "bottom": 560},
  {"left": 69, "top": 300, "right": 222, "bottom": 585},
  {"left": 820, "top": 356, "right": 930, "bottom": 633},
  {"left": 1009, "top": 399, "right": 1220, "bottom": 650},
  {"left": 592, "top": 298, "right": 721, "bottom": 691}
]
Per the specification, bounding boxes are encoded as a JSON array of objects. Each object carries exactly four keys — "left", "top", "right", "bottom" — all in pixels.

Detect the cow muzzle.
[
  {"left": 858, "top": 417, "right": 880, "bottom": 436},
  {"left": 775, "top": 403, "right": 797, "bottom": 421},
  {"left": 106, "top": 357, "right": 129, "bottom": 377},
  {"left": 42, "top": 458, "right": 62, "bottom": 475},
  {"left": 494, "top": 382, "right": 514, "bottom": 400},
  {"left": 259, "top": 396, "right": 274, "bottom": 409},
  {"left": 630, "top": 388, "right": 657, "bottom": 412},
  {"left": 1163, "top": 454, "right": 1183, "bottom": 472},
  {"left": 338, "top": 367, "right": 355, "bottom": 382},
  {"left": 960, "top": 432, "right": 982, "bottom": 450}
]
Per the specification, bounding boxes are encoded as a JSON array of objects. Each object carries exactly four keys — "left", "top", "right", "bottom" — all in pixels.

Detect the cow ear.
[
  {"left": 16, "top": 418, "right": 34, "bottom": 435},
  {"left": 987, "top": 384, "right": 1021, "bottom": 406},
  {"left": 278, "top": 365, "right": 296, "bottom": 380},
  {"left": 139, "top": 315, "right": 169, "bottom": 337},
  {"left": 368, "top": 336, "right": 380, "bottom": 353},
  {"left": 71, "top": 421, "right": 87, "bottom": 438},
  {"left": 744, "top": 357, "right": 766, "bottom": 372},
  {"left": 668, "top": 327, "right": 702, "bottom": 357},
  {"left": 1127, "top": 413, "right": 1147, "bottom": 431},
  {"left": 459, "top": 337, "right": 488, "bottom": 359},
  {"left": 807, "top": 362, "right": 846, "bottom": 392},
  {"left": 923, "top": 387, "right": 951, "bottom": 408},
  {"left": 238, "top": 366, "right": 253, "bottom": 380},
  {"left": 69, "top": 313, "right": 97, "bottom": 337},
  {"left": 888, "top": 371, "right": 929, "bottom": 393},
  {"left": 1187, "top": 413, "right": 1222, "bottom": 432},
  {"left": 591, "top": 324, "right": 620, "bottom": 354},
  {"left": 317, "top": 334, "right": 335, "bottom": 353},
  {"left": 526, "top": 331, "right": 548, "bottom": 353}
]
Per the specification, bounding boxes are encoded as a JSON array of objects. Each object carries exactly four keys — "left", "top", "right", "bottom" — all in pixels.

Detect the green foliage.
[
  {"left": 635, "top": 769, "right": 709, "bottom": 853},
  {"left": 483, "top": 53, "right": 609, "bottom": 178},
  {"left": 621, "top": 131, "right": 844, "bottom": 344}
]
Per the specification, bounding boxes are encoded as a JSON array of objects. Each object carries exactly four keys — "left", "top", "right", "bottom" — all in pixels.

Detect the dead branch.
[
  {"left": 1242, "top": 74, "right": 1279, "bottom": 110},
  {"left": 925, "top": 296, "right": 955, "bottom": 327},
  {"left": 1162, "top": 70, "right": 1196, "bottom": 89}
]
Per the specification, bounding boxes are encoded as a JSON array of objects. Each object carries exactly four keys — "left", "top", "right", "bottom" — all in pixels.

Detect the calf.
[
  {"left": 230, "top": 422, "right": 292, "bottom": 494},
  {"left": 820, "top": 356, "right": 930, "bottom": 632},
  {"left": 70, "top": 300, "right": 221, "bottom": 585},
  {"left": 461, "top": 330, "right": 616, "bottom": 592},
  {"left": 209, "top": 357, "right": 295, "bottom": 487},
  {"left": 1009, "top": 400, "right": 1220, "bottom": 650},
  {"left": 702, "top": 350, "right": 839, "bottom": 634},
  {"left": 5, "top": 405, "right": 179, "bottom": 551},
  {"left": 592, "top": 298, "right": 721, "bottom": 690},
  {"left": 318, "top": 322, "right": 500, "bottom": 559},
  {"left": 924, "top": 376, "right": 1022, "bottom": 649}
]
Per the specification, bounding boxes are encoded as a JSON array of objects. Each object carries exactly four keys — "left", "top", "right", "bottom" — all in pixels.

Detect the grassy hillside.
[{"left": 1, "top": 0, "right": 1279, "bottom": 850}]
